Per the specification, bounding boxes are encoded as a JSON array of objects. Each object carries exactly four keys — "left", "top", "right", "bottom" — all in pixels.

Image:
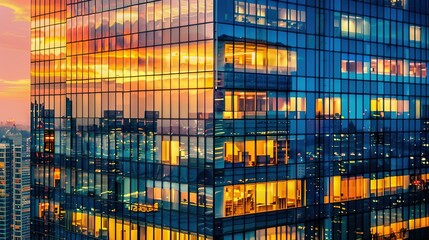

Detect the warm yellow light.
[
  {"left": 410, "top": 25, "right": 421, "bottom": 42},
  {"left": 161, "top": 140, "right": 181, "bottom": 165}
]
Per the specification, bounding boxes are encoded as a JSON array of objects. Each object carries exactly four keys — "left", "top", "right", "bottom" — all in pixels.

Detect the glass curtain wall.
[{"left": 31, "top": 0, "right": 429, "bottom": 239}]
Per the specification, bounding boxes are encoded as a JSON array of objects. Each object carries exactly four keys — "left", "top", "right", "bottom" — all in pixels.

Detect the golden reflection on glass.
[{"left": 65, "top": 41, "right": 213, "bottom": 81}]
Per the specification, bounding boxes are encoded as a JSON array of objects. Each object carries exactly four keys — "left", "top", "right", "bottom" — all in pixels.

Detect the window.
[
  {"left": 326, "top": 175, "right": 409, "bottom": 202},
  {"left": 326, "top": 176, "right": 370, "bottom": 202},
  {"left": 223, "top": 91, "right": 268, "bottom": 118},
  {"left": 410, "top": 173, "right": 429, "bottom": 191},
  {"left": 161, "top": 139, "right": 181, "bottom": 165},
  {"left": 410, "top": 62, "right": 427, "bottom": 77},
  {"left": 278, "top": 8, "right": 306, "bottom": 30},
  {"left": 370, "top": 176, "right": 409, "bottom": 197},
  {"left": 44, "top": 130, "right": 55, "bottom": 153},
  {"left": 234, "top": 0, "right": 306, "bottom": 30},
  {"left": 389, "top": 0, "right": 406, "bottom": 8},
  {"left": 341, "top": 14, "right": 370, "bottom": 38},
  {"left": 223, "top": 138, "right": 288, "bottom": 166},
  {"left": 371, "top": 59, "right": 404, "bottom": 75},
  {"left": 316, "top": 97, "right": 342, "bottom": 118},
  {"left": 370, "top": 98, "right": 410, "bottom": 117},
  {"left": 410, "top": 25, "right": 422, "bottom": 41},
  {"left": 223, "top": 42, "right": 297, "bottom": 74},
  {"left": 38, "top": 202, "right": 61, "bottom": 220},
  {"left": 72, "top": 212, "right": 140, "bottom": 239},
  {"left": 341, "top": 60, "right": 365, "bottom": 73},
  {"left": 222, "top": 180, "right": 303, "bottom": 217}
]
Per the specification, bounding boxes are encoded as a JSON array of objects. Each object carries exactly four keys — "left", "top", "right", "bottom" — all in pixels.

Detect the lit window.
[
  {"left": 316, "top": 97, "right": 342, "bottom": 118},
  {"left": 341, "top": 15, "right": 370, "bottom": 38},
  {"left": 370, "top": 98, "right": 410, "bottom": 116},
  {"left": 370, "top": 216, "right": 429, "bottom": 240},
  {"left": 410, "top": 26, "right": 422, "bottom": 42},
  {"left": 53, "top": 168, "right": 60, "bottom": 187},
  {"left": 44, "top": 130, "right": 55, "bottom": 153},
  {"left": 371, "top": 59, "right": 404, "bottom": 75},
  {"left": 326, "top": 176, "right": 370, "bottom": 202},
  {"left": 223, "top": 91, "right": 268, "bottom": 119},
  {"left": 268, "top": 93, "right": 288, "bottom": 112},
  {"left": 223, "top": 42, "right": 296, "bottom": 74},
  {"left": 161, "top": 139, "right": 181, "bottom": 165},
  {"left": 288, "top": 97, "right": 306, "bottom": 112},
  {"left": 38, "top": 202, "right": 61, "bottom": 220},
  {"left": 224, "top": 138, "right": 288, "bottom": 166},
  {"left": 409, "top": 62, "right": 427, "bottom": 77},
  {"left": 277, "top": 7, "right": 306, "bottom": 30},
  {"left": 370, "top": 176, "right": 408, "bottom": 197},
  {"left": 222, "top": 180, "right": 303, "bottom": 217},
  {"left": 389, "top": 0, "right": 405, "bottom": 8},
  {"left": 341, "top": 60, "right": 364, "bottom": 73},
  {"left": 71, "top": 212, "right": 144, "bottom": 239},
  {"left": 234, "top": 0, "right": 306, "bottom": 30},
  {"left": 326, "top": 175, "right": 409, "bottom": 203},
  {"left": 410, "top": 174, "right": 429, "bottom": 191}
]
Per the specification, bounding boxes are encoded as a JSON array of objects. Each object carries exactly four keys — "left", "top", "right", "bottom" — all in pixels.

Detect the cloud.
[
  {"left": 0, "top": 6, "right": 29, "bottom": 49},
  {"left": 0, "top": 78, "right": 29, "bottom": 85},
  {"left": 0, "top": 78, "right": 30, "bottom": 97},
  {"left": 0, "top": 2, "right": 30, "bottom": 125},
  {"left": 0, "top": 0, "right": 30, "bottom": 22},
  {"left": 0, "top": 7, "right": 30, "bottom": 81}
]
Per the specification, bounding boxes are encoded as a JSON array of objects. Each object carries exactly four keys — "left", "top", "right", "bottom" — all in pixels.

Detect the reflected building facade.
[{"left": 31, "top": 0, "right": 429, "bottom": 239}]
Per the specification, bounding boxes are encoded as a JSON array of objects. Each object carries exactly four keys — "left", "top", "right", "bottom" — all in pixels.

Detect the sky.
[{"left": 0, "top": 0, "right": 30, "bottom": 125}]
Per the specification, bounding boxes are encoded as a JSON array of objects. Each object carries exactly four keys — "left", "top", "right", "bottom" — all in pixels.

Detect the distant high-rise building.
[
  {"left": 0, "top": 126, "right": 30, "bottom": 240},
  {"left": 0, "top": 140, "right": 13, "bottom": 239},
  {"left": 31, "top": 0, "right": 429, "bottom": 239}
]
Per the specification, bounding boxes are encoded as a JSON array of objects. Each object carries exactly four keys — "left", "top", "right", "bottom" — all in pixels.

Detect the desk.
[
  {"left": 225, "top": 155, "right": 240, "bottom": 163},
  {"left": 276, "top": 197, "right": 287, "bottom": 209},
  {"left": 287, "top": 199, "right": 296, "bottom": 208},
  {"left": 256, "top": 155, "right": 269, "bottom": 165},
  {"left": 225, "top": 199, "right": 246, "bottom": 216},
  {"left": 256, "top": 204, "right": 274, "bottom": 212}
]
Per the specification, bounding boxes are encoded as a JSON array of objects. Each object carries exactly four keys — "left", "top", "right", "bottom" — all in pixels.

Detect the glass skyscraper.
[{"left": 31, "top": 0, "right": 429, "bottom": 239}]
